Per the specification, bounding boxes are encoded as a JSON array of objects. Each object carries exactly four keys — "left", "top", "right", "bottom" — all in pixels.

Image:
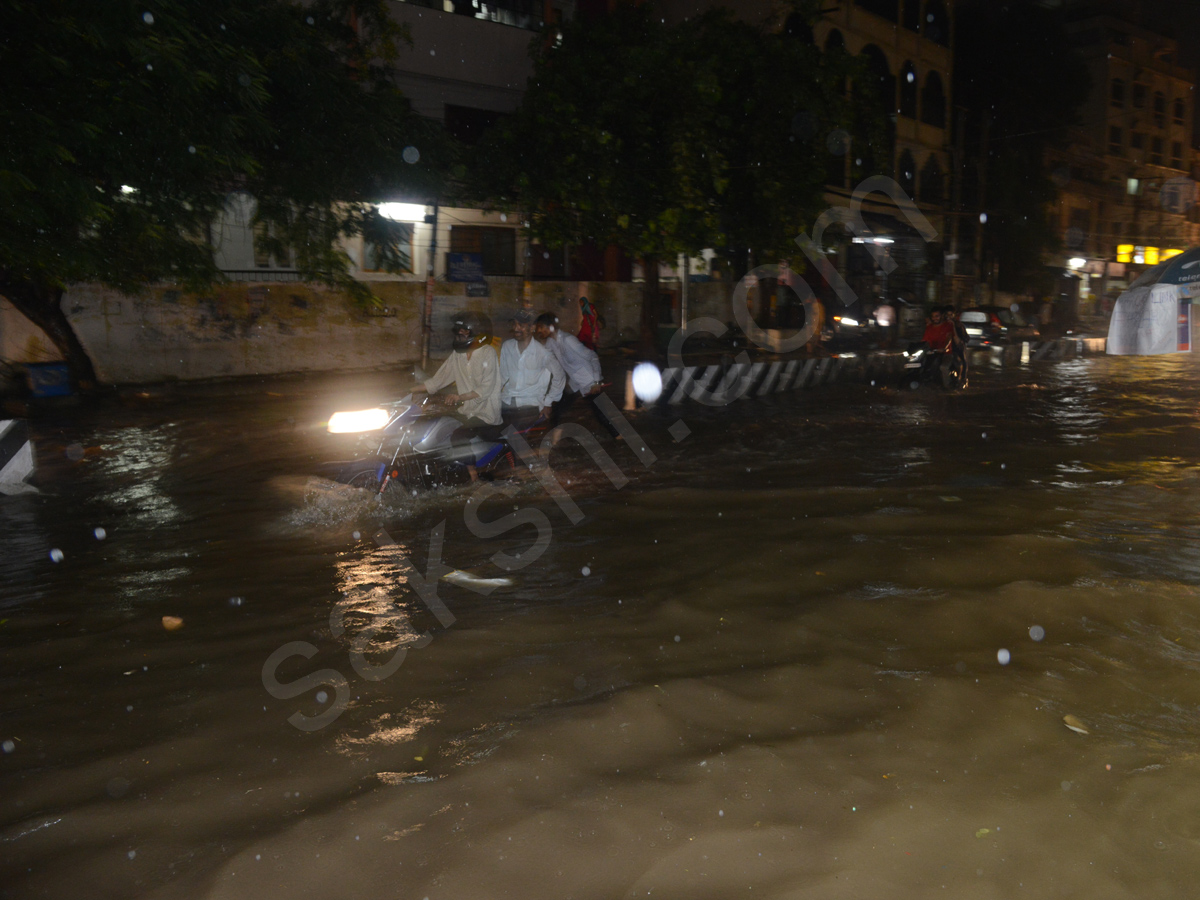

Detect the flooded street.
[{"left": 4, "top": 355, "right": 1200, "bottom": 899}]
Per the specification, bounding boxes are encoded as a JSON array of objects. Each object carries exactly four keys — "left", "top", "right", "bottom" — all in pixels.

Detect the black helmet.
[{"left": 451, "top": 311, "right": 492, "bottom": 352}]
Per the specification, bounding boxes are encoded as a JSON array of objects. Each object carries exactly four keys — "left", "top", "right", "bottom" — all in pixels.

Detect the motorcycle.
[
  {"left": 319, "top": 394, "right": 530, "bottom": 495},
  {"left": 899, "top": 342, "right": 967, "bottom": 390}
]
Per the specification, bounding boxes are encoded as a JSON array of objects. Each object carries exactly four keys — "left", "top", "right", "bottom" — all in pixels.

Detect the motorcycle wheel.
[{"left": 347, "top": 470, "right": 384, "bottom": 492}]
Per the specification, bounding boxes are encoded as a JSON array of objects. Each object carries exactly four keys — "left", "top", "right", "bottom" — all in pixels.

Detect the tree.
[
  {"left": 477, "top": 1, "right": 861, "bottom": 351},
  {"left": 954, "top": 0, "right": 1090, "bottom": 291},
  {"left": 0, "top": 0, "right": 446, "bottom": 388}
]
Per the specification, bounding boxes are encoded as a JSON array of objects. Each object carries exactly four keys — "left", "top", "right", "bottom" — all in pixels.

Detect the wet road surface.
[{"left": 3, "top": 355, "right": 1200, "bottom": 899}]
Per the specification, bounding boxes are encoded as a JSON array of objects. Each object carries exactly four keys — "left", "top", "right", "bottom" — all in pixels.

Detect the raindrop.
[
  {"left": 906, "top": 71, "right": 916, "bottom": 83},
  {"left": 430, "top": 49, "right": 435, "bottom": 56},
  {"left": 674, "top": 635, "right": 681, "bottom": 643},
  {"left": 94, "top": 527, "right": 107, "bottom": 540},
  {"left": 979, "top": 212, "right": 988, "bottom": 224},
  {"left": 402, "top": 146, "right": 420, "bottom": 164},
  {"left": 997, "top": 648, "right": 1011, "bottom": 665},
  {"left": 142, "top": 12, "right": 154, "bottom": 24},
  {"left": 316, "top": 691, "right": 328, "bottom": 704},
  {"left": 126, "top": 705, "right": 133, "bottom": 712},
  {"left": 1, "top": 740, "right": 14, "bottom": 753},
  {"left": 306, "top": 16, "right": 314, "bottom": 24},
  {"left": 49, "top": 549, "right": 64, "bottom": 563},
  {"left": 237, "top": 73, "right": 251, "bottom": 87},
  {"left": 718, "top": 810, "right": 724, "bottom": 817},
  {"left": 1061, "top": 780, "right": 1072, "bottom": 791},
  {"left": 228, "top": 596, "right": 244, "bottom": 607},
  {"left": 825, "top": 129, "right": 850, "bottom": 156},
  {"left": 581, "top": 566, "right": 591, "bottom": 576},
  {"left": 981, "top": 431, "right": 987, "bottom": 439},
  {"left": 146, "top": 64, "right": 153, "bottom": 71},
  {"left": 188, "top": 145, "right": 196, "bottom": 154},
  {"left": 1029, "top": 625, "right": 1045, "bottom": 641},
  {"left": 1001, "top": 463, "right": 1006, "bottom": 469},
  {"left": 65, "top": 443, "right": 85, "bottom": 461},
  {"left": 128, "top": 850, "right": 137, "bottom": 859}
]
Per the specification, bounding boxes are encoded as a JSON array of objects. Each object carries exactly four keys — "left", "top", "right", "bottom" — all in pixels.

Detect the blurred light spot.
[
  {"left": 94, "top": 527, "right": 107, "bottom": 540},
  {"left": 632, "top": 362, "right": 663, "bottom": 402},
  {"left": 49, "top": 548, "right": 64, "bottom": 563},
  {"left": 403, "top": 146, "right": 420, "bottom": 164},
  {"left": 997, "top": 648, "right": 1011, "bottom": 665},
  {"left": 142, "top": 12, "right": 153, "bottom": 24},
  {"left": 1029, "top": 625, "right": 1045, "bottom": 641},
  {"left": 316, "top": 691, "right": 328, "bottom": 704},
  {"left": 581, "top": 565, "right": 591, "bottom": 576},
  {"left": 1, "top": 740, "right": 14, "bottom": 753}
]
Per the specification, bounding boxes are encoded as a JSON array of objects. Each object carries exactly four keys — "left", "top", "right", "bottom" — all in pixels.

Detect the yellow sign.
[
  {"left": 1117, "top": 244, "right": 1133, "bottom": 263},
  {"left": 1145, "top": 247, "right": 1161, "bottom": 265},
  {"left": 1164, "top": 248, "right": 1184, "bottom": 260}
]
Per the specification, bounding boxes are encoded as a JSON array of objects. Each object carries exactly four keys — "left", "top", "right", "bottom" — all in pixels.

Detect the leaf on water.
[
  {"left": 1063, "top": 714, "right": 1089, "bottom": 735},
  {"left": 975, "top": 828, "right": 990, "bottom": 838}
]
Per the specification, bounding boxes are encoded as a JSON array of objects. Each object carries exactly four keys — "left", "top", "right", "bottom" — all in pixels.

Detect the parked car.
[{"left": 959, "top": 305, "right": 1039, "bottom": 348}]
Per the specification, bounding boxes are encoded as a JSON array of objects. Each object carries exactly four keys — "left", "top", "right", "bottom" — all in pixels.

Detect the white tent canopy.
[{"left": 1106, "top": 250, "right": 1196, "bottom": 355}]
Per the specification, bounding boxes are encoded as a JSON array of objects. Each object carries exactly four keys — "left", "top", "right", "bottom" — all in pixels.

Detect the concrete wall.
[{"left": 0, "top": 279, "right": 689, "bottom": 384}]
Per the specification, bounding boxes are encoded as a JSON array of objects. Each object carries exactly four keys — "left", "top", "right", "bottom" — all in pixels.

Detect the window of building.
[
  {"left": 1133, "top": 83, "right": 1147, "bottom": 108},
  {"left": 856, "top": 0, "right": 898, "bottom": 23},
  {"left": 1154, "top": 92, "right": 1166, "bottom": 128},
  {"left": 449, "top": 226, "right": 516, "bottom": 276},
  {"left": 920, "top": 71, "right": 946, "bottom": 128},
  {"left": 1172, "top": 141, "right": 1184, "bottom": 169},
  {"left": 899, "top": 62, "right": 918, "bottom": 118},
  {"left": 923, "top": 0, "right": 949, "bottom": 47},
  {"left": 1151, "top": 136, "right": 1164, "bottom": 166},
  {"left": 1110, "top": 78, "right": 1125, "bottom": 108},
  {"left": 1109, "top": 126, "right": 1124, "bottom": 156},
  {"left": 919, "top": 154, "right": 944, "bottom": 204},
  {"left": 363, "top": 222, "right": 414, "bottom": 273},
  {"left": 902, "top": 0, "right": 920, "bottom": 32},
  {"left": 1131, "top": 131, "right": 1145, "bottom": 151},
  {"left": 1174, "top": 97, "right": 1186, "bottom": 125}
]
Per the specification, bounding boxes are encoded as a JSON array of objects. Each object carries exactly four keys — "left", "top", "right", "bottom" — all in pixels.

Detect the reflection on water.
[{"left": 2, "top": 356, "right": 1200, "bottom": 898}]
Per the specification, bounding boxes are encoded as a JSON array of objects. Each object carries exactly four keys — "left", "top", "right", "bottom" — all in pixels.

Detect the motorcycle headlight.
[{"left": 328, "top": 408, "right": 390, "bottom": 433}]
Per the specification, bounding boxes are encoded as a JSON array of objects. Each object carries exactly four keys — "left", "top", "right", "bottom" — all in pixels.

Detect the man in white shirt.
[
  {"left": 415, "top": 313, "right": 502, "bottom": 427},
  {"left": 500, "top": 309, "right": 565, "bottom": 429},
  {"left": 534, "top": 312, "right": 618, "bottom": 438}
]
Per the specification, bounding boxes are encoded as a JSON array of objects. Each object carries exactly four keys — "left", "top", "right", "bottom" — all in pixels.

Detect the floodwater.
[{"left": 3, "top": 354, "right": 1200, "bottom": 899}]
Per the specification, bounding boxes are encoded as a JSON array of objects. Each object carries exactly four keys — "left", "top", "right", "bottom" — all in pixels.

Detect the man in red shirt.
[{"left": 922, "top": 308, "right": 955, "bottom": 352}]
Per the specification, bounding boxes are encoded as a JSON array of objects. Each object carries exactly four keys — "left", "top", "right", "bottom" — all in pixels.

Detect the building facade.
[{"left": 1049, "top": 13, "right": 1199, "bottom": 308}]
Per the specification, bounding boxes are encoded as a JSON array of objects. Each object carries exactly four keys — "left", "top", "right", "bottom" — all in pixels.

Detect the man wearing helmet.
[{"left": 414, "top": 312, "right": 502, "bottom": 427}]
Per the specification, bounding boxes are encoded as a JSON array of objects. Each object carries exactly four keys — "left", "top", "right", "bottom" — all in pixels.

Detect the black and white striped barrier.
[
  {"left": 0, "top": 419, "right": 35, "bottom": 494},
  {"left": 651, "top": 355, "right": 895, "bottom": 406}
]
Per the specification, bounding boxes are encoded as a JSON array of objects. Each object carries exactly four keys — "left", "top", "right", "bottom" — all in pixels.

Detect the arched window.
[
  {"left": 1154, "top": 91, "right": 1166, "bottom": 128},
  {"left": 899, "top": 62, "right": 918, "bottom": 118},
  {"left": 1110, "top": 78, "right": 1125, "bottom": 108},
  {"left": 856, "top": 0, "right": 898, "bottom": 23},
  {"left": 859, "top": 44, "right": 895, "bottom": 115},
  {"left": 921, "top": 71, "right": 946, "bottom": 128},
  {"left": 898, "top": 149, "right": 917, "bottom": 198},
  {"left": 1174, "top": 97, "right": 1186, "bottom": 125},
  {"left": 920, "top": 154, "right": 944, "bottom": 204},
  {"left": 924, "top": 0, "right": 949, "bottom": 47},
  {"left": 902, "top": 0, "right": 920, "bottom": 32},
  {"left": 824, "top": 29, "right": 845, "bottom": 53}
]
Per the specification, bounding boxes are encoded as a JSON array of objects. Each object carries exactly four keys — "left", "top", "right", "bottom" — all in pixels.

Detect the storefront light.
[
  {"left": 1163, "top": 248, "right": 1184, "bottom": 260},
  {"left": 1145, "top": 246, "right": 1160, "bottom": 265},
  {"left": 1068, "top": 257, "right": 1086, "bottom": 269},
  {"left": 377, "top": 202, "right": 427, "bottom": 223},
  {"left": 1116, "top": 244, "right": 1133, "bottom": 263},
  {"left": 1133, "top": 246, "right": 1146, "bottom": 264}
]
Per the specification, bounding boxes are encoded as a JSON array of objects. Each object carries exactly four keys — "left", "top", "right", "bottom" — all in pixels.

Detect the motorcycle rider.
[
  {"left": 534, "top": 312, "right": 619, "bottom": 439},
  {"left": 500, "top": 309, "right": 565, "bottom": 430},
  {"left": 414, "top": 312, "right": 502, "bottom": 428}
]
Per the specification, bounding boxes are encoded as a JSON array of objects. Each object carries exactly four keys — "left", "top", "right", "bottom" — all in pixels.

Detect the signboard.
[
  {"left": 1179, "top": 298, "right": 1192, "bottom": 352},
  {"left": 466, "top": 281, "right": 490, "bottom": 297},
  {"left": 447, "top": 253, "right": 485, "bottom": 283}
]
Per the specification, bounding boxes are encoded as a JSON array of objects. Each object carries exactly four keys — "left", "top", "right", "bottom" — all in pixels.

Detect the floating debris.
[
  {"left": 161, "top": 616, "right": 184, "bottom": 632},
  {"left": 441, "top": 569, "right": 515, "bottom": 591},
  {"left": 1063, "top": 714, "right": 1089, "bottom": 735}
]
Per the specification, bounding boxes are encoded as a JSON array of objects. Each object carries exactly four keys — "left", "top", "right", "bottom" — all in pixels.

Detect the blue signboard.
[{"left": 447, "top": 253, "right": 485, "bottom": 282}]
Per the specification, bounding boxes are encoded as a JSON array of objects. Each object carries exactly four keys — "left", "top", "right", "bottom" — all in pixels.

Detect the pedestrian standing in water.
[{"left": 577, "top": 296, "right": 600, "bottom": 351}]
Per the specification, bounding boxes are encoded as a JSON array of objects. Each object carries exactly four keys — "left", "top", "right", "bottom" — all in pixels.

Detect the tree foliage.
[
  {"left": 476, "top": 0, "right": 865, "bottom": 346},
  {"left": 0, "top": 0, "right": 446, "bottom": 386}
]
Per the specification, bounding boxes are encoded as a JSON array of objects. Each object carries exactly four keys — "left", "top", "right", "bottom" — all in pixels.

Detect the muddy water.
[{"left": 3, "top": 356, "right": 1200, "bottom": 899}]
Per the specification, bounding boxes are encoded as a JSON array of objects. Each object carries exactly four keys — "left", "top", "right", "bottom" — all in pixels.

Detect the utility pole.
[{"left": 420, "top": 200, "right": 439, "bottom": 370}]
